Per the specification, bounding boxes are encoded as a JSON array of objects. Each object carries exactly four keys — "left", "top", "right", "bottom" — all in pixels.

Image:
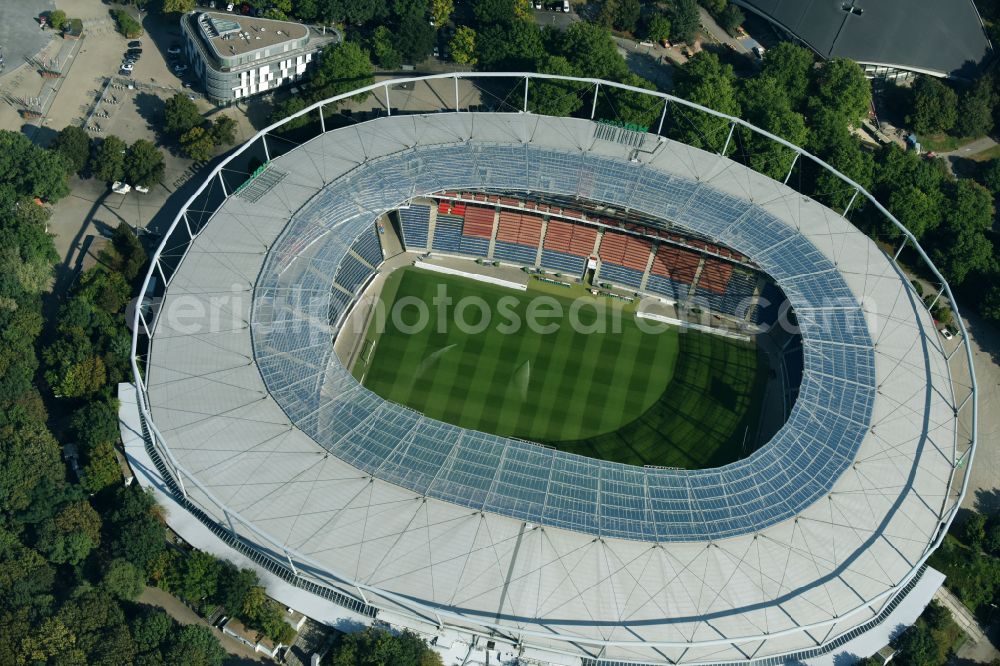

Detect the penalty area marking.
[
  {"left": 637, "top": 310, "right": 752, "bottom": 342},
  {"left": 413, "top": 261, "right": 528, "bottom": 291}
]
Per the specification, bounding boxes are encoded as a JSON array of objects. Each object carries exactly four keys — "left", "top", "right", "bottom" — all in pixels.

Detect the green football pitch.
[{"left": 353, "top": 267, "right": 769, "bottom": 469}]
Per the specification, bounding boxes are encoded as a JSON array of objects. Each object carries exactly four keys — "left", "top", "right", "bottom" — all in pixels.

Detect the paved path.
[
  {"left": 697, "top": 6, "right": 749, "bottom": 53},
  {"left": 934, "top": 586, "right": 1000, "bottom": 663},
  {"left": 137, "top": 586, "right": 268, "bottom": 663},
  {"left": 0, "top": 0, "right": 56, "bottom": 82}
]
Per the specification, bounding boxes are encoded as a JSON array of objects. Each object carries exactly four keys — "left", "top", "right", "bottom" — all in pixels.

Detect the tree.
[
  {"left": 35, "top": 500, "right": 102, "bottom": 565},
  {"left": 956, "top": 76, "right": 997, "bottom": 138},
  {"left": 211, "top": 115, "right": 238, "bottom": 146},
  {"left": 0, "top": 131, "right": 70, "bottom": 201},
  {"left": 329, "top": 627, "right": 443, "bottom": 666},
  {"left": 670, "top": 51, "right": 740, "bottom": 151},
  {"left": 808, "top": 58, "right": 871, "bottom": 126},
  {"left": 90, "top": 136, "right": 127, "bottom": 183},
  {"left": 450, "top": 26, "right": 477, "bottom": 65},
  {"left": 294, "top": 0, "right": 318, "bottom": 20},
  {"left": 929, "top": 180, "right": 996, "bottom": 285},
  {"left": 124, "top": 140, "right": 165, "bottom": 188},
  {"left": 429, "top": 0, "right": 453, "bottom": 25},
  {"left": 111, "top": 9, "right": 144, "bottom": 38},
  {"left": 892, "top": 623, "right": 937, "bottom": 666},
  {"left": 717, "top": 4, "right": 744, "bottom": 35},
  {"left": 48, "top": 10, "right": 67, "bottom": 30},
  {"left": 165, "top": 625, "right": 226, "bottom": 666},
  {"left": 761, "top": 42, "right": 814, "bottom": 108},
  {"left": 101, "top": 558, "right": 145, "bottom": 600},
  {"left": 310, "top": 42, "right": 375, "bottom": 104},
  {"left": 885, "top": 185, "right": 942, "bottom": 240},
  {"left": 529, "top": 55, "right": 585, "bottom": 116},
  {"left": 473, "top": 0, "right": 531, "bottom": 25},
  {"left": 216, "top": 564, "right": 258, "bottom": 615},
  {"left": 106, "top": 485, "right": 166, "bottom": 575},
  {"left": 70, "top": 399, "right": 120, "bottom": 453},
  {"left": 398, "top": 12, "right": 436, "bottom": 63},
  {"left": 164, "top": 93, "right": 203, "bottom": 137},
  {"left": 981, "top": 284, "right": 1000, "bottom": 324},
  {"left": 109, "top": 223, "right": 146, "bottom": 280},
  {"left": 477, "top": 20, "right": 544, "bottom": 71},
  {"left": 907, "top": 75, "right": 958, "bottom": 135},
  {"left": 557, "top": 22, "right": 626, "bottom": 81},
  {"left": 602, "top": 0, "right": 640, "bottom": 33},
  {"left": 162, "top": 0, "right": 195, "bottom": 12},
  {"left": 130, "top": 607, "right": 174, "bottom": 655},
  {"left": 180, "top": 126, "right": 216, "bottom": 162},
  {"left": 963, "top": 511, "right": 988, "bottom": 549},
  {"left": 980, "top": 157, "right": 1000, "bottom": 195},
  {"left": 644, "top": 13, "right": 671, "bottom": 43},
  {"left": 84, "top": 441, "right": 124, "bottom": 493},
  {"left": 667, "top": 0, "right": 699, "bottom": 43},
  {"left": 738, "top": 75, "right": 808, "bottom": 180},
  {"left": 51, "top": 126, "right": 92, "bottom": 177},
  {"left": 171, "top": 550, "right": 223, "bottom": 608},
  {"left": 0, "top": 410, "right": 63, "bottom": 515},
  {"left": 599, "top": 73, "right": 660, "bottom": 127},
  {"left": 371, "top": 25, "right": 403, "bottom": 69}
]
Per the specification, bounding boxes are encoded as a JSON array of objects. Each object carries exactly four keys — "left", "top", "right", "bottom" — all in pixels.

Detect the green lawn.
[{"left": 355, "top": 267, "right": 768, "bottom": 468}]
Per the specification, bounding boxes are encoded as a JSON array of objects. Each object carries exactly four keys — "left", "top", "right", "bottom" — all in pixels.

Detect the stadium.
[{"left": 128, "top": 73, "right": 977, "bottom": 664}]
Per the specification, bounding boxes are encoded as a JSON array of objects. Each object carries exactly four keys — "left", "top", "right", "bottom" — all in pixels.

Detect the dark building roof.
[{"left": 734, "top": 0, "right": 992, "bottom": 78}]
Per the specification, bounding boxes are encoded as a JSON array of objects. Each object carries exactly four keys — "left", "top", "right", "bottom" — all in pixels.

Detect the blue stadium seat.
[
  {"left": 645, "top": 274, "right": 687, "bottom": 302},
  {"left": 540, "top": 249, "right": 586, "bottom": 274},
  {"left": 399, "top": 205, "right": 430, "bottom": 249},
  {"left": 351, "top": 227, "right": 384, "bottom": 267},
  {"left": 597, "top": 263, "right": 644, "bottom": 289},
  {"left": 493, "top": 240, "right": 537, "bottom": 265},
  {"left": 335, "top": 254, "right": 374, "bottom": 294},
  {"left": 432, "top": 214, "right": 464, "bottom": 253}
]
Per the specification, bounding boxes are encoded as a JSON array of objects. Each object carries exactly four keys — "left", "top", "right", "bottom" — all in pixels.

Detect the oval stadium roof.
[{"left": 138, "top": 81, "right": 971, "bottom": 664}]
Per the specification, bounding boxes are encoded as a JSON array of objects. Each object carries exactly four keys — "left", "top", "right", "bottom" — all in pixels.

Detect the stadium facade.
[{"left": 129, "top": 74, "right": 977, "bottom": 664}]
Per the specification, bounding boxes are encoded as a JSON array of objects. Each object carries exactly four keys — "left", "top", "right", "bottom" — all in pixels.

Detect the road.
[{"left": 697, "top": 6, "right": 749, "bottom": 53}]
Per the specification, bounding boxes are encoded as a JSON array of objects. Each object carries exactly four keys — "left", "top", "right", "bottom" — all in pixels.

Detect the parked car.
[
  {"left": 120, "top": 63, "right": 134, "bottom": 72},
  {"left": 167, "top": 44, "right": 182, "bottom": 55},
  {"left": 939, "top": 328, "right": 954, "bottom": 340},
  {"left": 111, "top": 181, "right": 131, "bottom": 194},
  {"left": 135, "top": 184, "right": 150, "bottom": 194},
  {"left": 128, "top": 40, "right": 142, "bottom": 48},
  {"left": 562, "top": 0, "right": 570, "bottom": 11},
  {"left": 173, "top": 64, "right": 188, "bottom": 73},
  {"left": 226, "top": 2, "right": 234, "bottom": 10}
]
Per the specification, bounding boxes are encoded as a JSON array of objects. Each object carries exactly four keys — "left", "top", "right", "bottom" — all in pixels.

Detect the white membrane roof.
[{"left": 144, "top": 113, "right": 956, "bottom": 664}]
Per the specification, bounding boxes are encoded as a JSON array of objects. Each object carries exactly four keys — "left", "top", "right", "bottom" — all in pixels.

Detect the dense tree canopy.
[
  {"left": 760, "top": 42, "right": 813, "bottom": 108},
  {"left": 529, "top": 55, "right": 585, "bottom": 116},
  {"left": 310, "top": 41, "right": 375, "bottom": 104},
  {"left": 51, "top": 126, "right": 92, "bottom": 177},
  {"left": 907, "top": 75, "right": 958, "bottom": 135},
  {"left": 670, "top": 52, "right": 740, "bottom": 150},
  {"left": 956, "top": 75, "right": 997, "bottom": 138},
  {"left": 450, "top": 26, "right": 477, "bottom": 65},
  {"left": 667, "top": 0, "right": 700, "bottom": 43},
  {"left": 808, "top": 58, "right": 871, "bottom": 126},
  {"left": 91, "top": 136, "right": 127, "bottom": 184},
  {"left": 124, "top": 140, "right": 165, "bottom": 188},
  {"left": 0, "top": 131, "right": 70, "bottom": 201},
  {"left": 329, "top": 627, "right": 443, "bottom": 666},
  {"left": 738, "top": 75, "right": 808, "bottom": 180}
]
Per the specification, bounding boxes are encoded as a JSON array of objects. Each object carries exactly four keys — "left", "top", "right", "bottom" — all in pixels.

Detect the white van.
[{"left": 562, "top": 0, "right": 570, "bottom": 11}]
